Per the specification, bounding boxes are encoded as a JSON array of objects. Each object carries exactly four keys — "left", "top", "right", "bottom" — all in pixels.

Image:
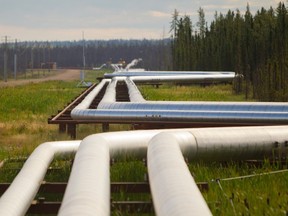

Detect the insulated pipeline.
[
  {"left": 58, "top": 130, "right": 163, "bottom": 216},
  {"left": 1, "top": 126, "right": 287, "bottom": 215},
  {"left": 58, "top": 126, "right": 287, "bottom": 215},
  {"left": 0, "top": 141, "right": 80, "bottom": 216},
  {"left": 148, "top": 132, "right": 212, "bottom": 216},
  {"left": 71, "top": 74, "right": 288, "bottom": 125}
]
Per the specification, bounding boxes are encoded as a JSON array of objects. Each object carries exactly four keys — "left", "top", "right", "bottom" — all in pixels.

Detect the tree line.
[
  {"left": 0, "top": 39, "right": 171, "bottom": 80},
  {"left": 171, "top": 2, "right": 288, "bottom": 101}
]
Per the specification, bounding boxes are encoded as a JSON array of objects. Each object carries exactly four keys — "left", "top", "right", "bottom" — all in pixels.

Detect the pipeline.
[
  {"left": 0, "top": 141, "right": 80, "bottom": 216},
  {"left": 147, "top": 132, "right": 211, "bottom": 216},
  {"left": 72, "top": 79, "right": 110, "bottom": 110},
  {"left": 71, "top": 75, "right": 288, "bottom": 125},
  {"left": 104, "top": 71, "right": 236, "bottom": 84},
  {"left": 58, "top": 126, "right": 288, "bottom": 216},
  {"left": 1, "top": 126, "right": 287, "bottom": 215}
]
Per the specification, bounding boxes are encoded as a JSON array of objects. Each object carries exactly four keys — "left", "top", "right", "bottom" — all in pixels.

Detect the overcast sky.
[{"left": 0, "top": 0, "right": 284, "bottom": 41}]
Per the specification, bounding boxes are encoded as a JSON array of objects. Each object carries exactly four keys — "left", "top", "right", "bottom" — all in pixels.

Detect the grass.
[
  {"left": 0, "top": 80, "right": 84, "bottom": 160},
  {"left": 139, "top": 83, "right": 255, "bottom": 102},
  {"left": 0, "top": 78, "right": 287, "bottom": 215},
  {"left": 189, "top": 161, "right": 288, "bottom": 215}
]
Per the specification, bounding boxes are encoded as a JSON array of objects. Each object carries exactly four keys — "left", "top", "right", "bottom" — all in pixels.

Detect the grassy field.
[
  {"left": 139, "top": 83, "right": 254, "bottom": 102},
  {"left": 0, "top": 74, "right": 287, "bottom": 215}
]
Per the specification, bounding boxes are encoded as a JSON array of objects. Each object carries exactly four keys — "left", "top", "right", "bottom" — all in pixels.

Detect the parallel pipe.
[
  {"left": 73, "top": 79, "right": 110, "bottom": 110},
  {"left": 58, "top": 130, "right": 163, "bottom": 216},
  {"left": 125, "top": 77, "right": 146, "bottom": 102},
  {"left": 71, "top": 77, "right": 288, "bottom": 125},
  {"left": 58, "top": 126, "right": 287, "bottom": 215},
  {"left": 1, "top": 126, "right": 287, "bottom": 215},
  {"left": 0, "top": 141, "right": 80, "bottom": 216},
  {"left": 70, "top": 72, "right": 288, "bottom": 125}
]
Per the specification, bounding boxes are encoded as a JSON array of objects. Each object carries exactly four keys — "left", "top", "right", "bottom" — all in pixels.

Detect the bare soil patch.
[{"left": 0, "top": 69, "right": 80, "bottom": 87}]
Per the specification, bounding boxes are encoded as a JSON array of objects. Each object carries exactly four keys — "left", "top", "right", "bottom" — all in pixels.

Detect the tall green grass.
[
  {"left": 139, "top": 83, "right": 254, "bottom": 101},
  {"left": 0, "top": 80, "right": 83, "bottom": 160},
  {"left": 0, "top": 80, "right": 82, "bottom": 121},
  {"left": 190, "top": 161, "right": 288, "bottom": 215}
]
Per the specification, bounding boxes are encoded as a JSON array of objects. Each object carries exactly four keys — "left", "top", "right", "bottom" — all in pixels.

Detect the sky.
[{"left": 0, "top": 0, "right": 285, "bottom": 42}]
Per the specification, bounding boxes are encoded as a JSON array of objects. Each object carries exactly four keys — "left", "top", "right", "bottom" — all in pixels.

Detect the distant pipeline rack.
[
  {"left": 48, "top": 71, "right": 236, "bottom": 138},
  {"left": 48, "top": 71, "right": 288, "bottom": 138}
]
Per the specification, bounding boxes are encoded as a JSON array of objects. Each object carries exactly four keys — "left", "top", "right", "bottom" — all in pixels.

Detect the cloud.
[
  {"left": 0, "top": 0, "right": 285, "bottom": 41},
  {"left": 149, "top": 11, "right": 171, "bottom": 18},
  {"left": 0, "top": 24, "right": 163, "bottom": 41}
]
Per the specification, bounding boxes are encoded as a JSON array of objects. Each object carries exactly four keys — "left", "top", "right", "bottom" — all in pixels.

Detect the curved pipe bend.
[
  {"left": 0, "top": 141, "right": 81, "bottom": 216},
  {"left": 59, "top": 126, "right": 288, "bottom": 216},
  {"left": 147, "top": 132, "right": 211, "bottom": 216},
  {"left": 1, "top": 126, "right": 287, "bottom": 216},
  {"left": 58, "top": 129, "right": 165, "bottom": 216},
  {"left": 147, "top": 126, "right": 288, "bottom": 215}
]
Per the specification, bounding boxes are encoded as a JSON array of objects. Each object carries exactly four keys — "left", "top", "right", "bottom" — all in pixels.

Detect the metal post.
[
  {"left": 14, "top": 39, "right": 17, "bottom": 80},
  {"left": 14, "top": 54, "right": 17, "bottom": 80},
  {"left": 3, "top": 51, "right": 7, "bottom": 82},
  {"left": 3, "top": 36, "right": 8, "bottom": 82}
]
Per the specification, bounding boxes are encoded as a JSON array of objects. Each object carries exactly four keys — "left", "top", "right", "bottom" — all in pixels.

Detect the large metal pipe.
[
  {"left": 71, "top": 75, "right": 288, "bottom": 125},
  {"left": 147, "top": 126, "right": 288, "bottom": 215},
  {"left": 148, "top": 132, "right": 212, "bottom": 216},
  {"left": 0, "top": 141, "right": 81, "bottom": 216},
  {"left": 1, "top": 126, "right": 287, "bottom": 215},
  {"left": 58, "top": 130, "right": 163, "bottom": 216},
  {"left": 58, "top": 126, "right": 287, "bottom": 215}
]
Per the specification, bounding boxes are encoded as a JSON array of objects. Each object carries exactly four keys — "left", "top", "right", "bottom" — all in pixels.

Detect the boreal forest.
[
  {"left": 171, "top": 2, "right": 288, "bottom": 101},
  {"left": 1, "top": 2, "right": 287, "bottom": 101},
  {"left": 0, "top": 39, "right": 171, "bottom": 74}
]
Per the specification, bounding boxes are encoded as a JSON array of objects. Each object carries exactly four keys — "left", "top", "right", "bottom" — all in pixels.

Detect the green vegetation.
[
  {"left": 0, "top": 79, "right": 287, "bottom": 215},
  {"left": 171, "top": 3, "right": 288, "bottom": 102},
  {"left": 139, "top": 83, "right": 255, "bottom": 101},
  {"left": 190, "top": 161, "right": 288, "bottom": 215}
]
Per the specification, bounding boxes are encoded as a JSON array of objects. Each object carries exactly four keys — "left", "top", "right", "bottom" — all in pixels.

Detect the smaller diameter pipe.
[
  {"left": 125, "top": 77, "right": 146, "bottom": 102},
  {"left": 73, "top": 79, "right": 110, "bottom": 110},
  {"left": 0, "top": 141, "right": 80, "bottom": 216}
]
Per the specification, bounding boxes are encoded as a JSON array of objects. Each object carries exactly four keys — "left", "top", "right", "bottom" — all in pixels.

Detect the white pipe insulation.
[
  {"left": 73, "top": 79, "right": 110, "bottom": 110},
  {"left": 58, "top": 126, "right": 287, "bottom": 216},
  {"left": 105, "top": 71, "right": 236, "bottom": 84},
  {"left": 71, "top": 76, "right": 288, "bottom": 125},
  {"left": 147, "top": 132, "right": 212, "bottom": 216},
  {"left": 0, "top": 141, "right": 81, "bottom": 216},
  {"left": 125, "top": 77, "right": 146, "bottom": 102},
  {"left": 1, "top": 126, "right": 287, "bottom": 215},
  {"left": 58, "top": 129, "right": 163, "bottom": 216}
]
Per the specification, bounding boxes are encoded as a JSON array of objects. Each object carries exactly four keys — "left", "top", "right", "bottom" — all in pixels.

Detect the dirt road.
[{"left": 0, "top": 69, "right": 80, "bottom": 87}]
